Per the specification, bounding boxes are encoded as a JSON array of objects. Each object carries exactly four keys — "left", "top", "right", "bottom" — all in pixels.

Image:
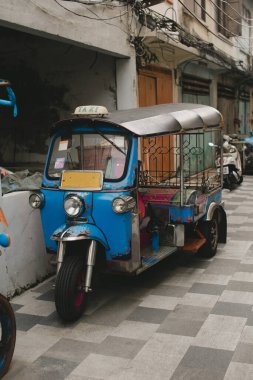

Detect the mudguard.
[{"left": 51, "top": 223, "right": 109, "bottom": 249}]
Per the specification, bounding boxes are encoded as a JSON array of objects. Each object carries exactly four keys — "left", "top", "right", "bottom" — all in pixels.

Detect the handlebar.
[{"left": 0, "top": 79, "right": 18, "bottom": 118}]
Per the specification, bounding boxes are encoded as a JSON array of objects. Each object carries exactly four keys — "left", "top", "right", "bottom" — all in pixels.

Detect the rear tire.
[
  {"left": 197, "top": 215, "right": 219, "bottom": 259},
  {"left": 55, "top": 255, "right": 87, "bottom": 322},
  {"left": 0, "top": 294, "right": 16, "bottom": 379}
]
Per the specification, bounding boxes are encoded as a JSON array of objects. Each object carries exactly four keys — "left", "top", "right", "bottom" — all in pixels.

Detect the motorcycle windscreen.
[{"left": 60, "top": 170, "right": 103, "bottom": 190}]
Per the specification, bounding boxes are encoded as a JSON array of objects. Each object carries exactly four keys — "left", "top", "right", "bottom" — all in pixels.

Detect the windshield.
[{"left": 47, "top": 133, "right": 129, "bottom": 180}]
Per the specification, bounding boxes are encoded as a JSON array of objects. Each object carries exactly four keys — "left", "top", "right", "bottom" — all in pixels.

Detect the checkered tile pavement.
[{"left": 5, "top": 176, "right": 253, "bottom": 379}]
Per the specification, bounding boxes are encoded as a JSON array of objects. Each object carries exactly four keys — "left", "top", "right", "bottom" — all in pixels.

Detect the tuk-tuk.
[{"left": 29, "top": 103, "right": 227, "bottom": 321}]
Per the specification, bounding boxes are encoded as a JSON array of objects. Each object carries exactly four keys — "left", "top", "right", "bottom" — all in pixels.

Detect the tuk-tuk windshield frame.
[{"left": 46, "top": 131, "right": 130, "bottom": 182}]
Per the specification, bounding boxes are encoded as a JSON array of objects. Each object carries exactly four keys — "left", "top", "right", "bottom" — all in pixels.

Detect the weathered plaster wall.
[
  {"left": 0, "top": 28, "right": 117, "bottom": 167},
  {"left": 0, "top": 0, "right": 132, "bottom": 58},
  {"left": 0, "top": 191, "right": 53, "bottom": 297}
]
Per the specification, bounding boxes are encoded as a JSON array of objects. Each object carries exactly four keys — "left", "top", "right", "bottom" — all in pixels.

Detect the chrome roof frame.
[{"left": 53, "top": 103, "right": 222, "bottom": 137}]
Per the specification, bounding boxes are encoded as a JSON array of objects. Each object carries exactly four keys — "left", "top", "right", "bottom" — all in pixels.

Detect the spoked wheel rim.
[
  {"left": 55, "top": 255, "right": 88, "bottom": 322},
  {"left": 210, "top": 218, "right": 218, "bottom": 251},
  {"left": 74, "top": 271, "right": 86, "bottom": 309}
]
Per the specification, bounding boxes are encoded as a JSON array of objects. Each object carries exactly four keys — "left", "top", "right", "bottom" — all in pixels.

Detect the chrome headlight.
[
  {"left": 112, "top": 196, "right": 136, "bottom": 214},
  {"left": 29, "top": 192, "right": 44, "bottom": 209},
  {"left": 64, "top": 195, "right": 84, "bottom": 217}
]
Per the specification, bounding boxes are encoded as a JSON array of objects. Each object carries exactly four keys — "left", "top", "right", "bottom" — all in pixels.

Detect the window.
[
  {"left": 48, "top": 133, "right": 129, "bottom": 181},
  {"left": 217, "top": 0, "right": 242, "bottom": 37},
  {"left": 184, "top": 0, "right": 206, "bottom": 21}
]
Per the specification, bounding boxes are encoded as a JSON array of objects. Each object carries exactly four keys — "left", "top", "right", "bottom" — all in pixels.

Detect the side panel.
[
  {"left": 92, "top": 191, "right": 133, "bottom": 260},
  {"left": 40, "top": 189, "right": 66, "bottom": 252}
]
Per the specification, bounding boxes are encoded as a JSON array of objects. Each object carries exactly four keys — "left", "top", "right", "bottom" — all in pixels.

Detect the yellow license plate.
[{"left": 60, "top": 171, "right": 103, "bottom": 190}]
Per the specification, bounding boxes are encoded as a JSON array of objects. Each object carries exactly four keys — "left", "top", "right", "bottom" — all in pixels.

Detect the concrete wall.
[
  {"left": 0, "top": 0, "right": 132, "bottom": 58},
  {"left": 0, "top": 191, "right": 53, "bottom": 297},
  {"left": 0, "top": 27, "right": 137, "bottom": 168}
]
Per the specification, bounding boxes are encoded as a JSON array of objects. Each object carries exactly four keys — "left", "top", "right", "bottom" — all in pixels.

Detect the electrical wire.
[
  {"left": 177, "top": 0, "right": 252, "bottom": 53},
  {"left": 53, "top": 0, "right": 128, "bottom": 20},
  {"left": 182, "top": 0, "right": 253, "bottom": 40},
  {"left": 209, "top": 0, "right": 252, "bottom": 28},
  {"left": 208, "top": 0, "right": 251, "bottom": 51},
  {"left": 220, "top": 0, "right": 253, "bottom": 22},
  {"left": 61, "top": 0, "right": 128, "bottom": 6}
]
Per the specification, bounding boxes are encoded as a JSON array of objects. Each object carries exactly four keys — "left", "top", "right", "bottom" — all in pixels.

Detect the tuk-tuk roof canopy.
[{"left": 54, "top": 103, "right": 222, "bottom": 136}]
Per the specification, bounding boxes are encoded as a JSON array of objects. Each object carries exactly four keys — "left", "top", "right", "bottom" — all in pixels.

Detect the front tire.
[
  {"left": 197, "top": 215, "right": 219, "bottom": 259},
  {"left": 55, "top": 255, "right": 87, "bottom": 322},
  {"left": 0, "top": 294, "right": 16, "bottom": 379}
]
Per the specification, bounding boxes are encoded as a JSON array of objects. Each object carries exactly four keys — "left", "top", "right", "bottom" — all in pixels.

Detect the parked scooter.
[{"left": 216, "top": 134, "right": 243, "bottom": 190}]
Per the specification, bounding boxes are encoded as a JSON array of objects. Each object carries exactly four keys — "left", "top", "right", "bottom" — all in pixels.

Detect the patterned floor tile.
[
  {"left": 43, "top": 338, "right": 98, "bottom": 363},
  {"left": 15, "top": 299, "right": 55, "bottom": 317},
  {"left": 171, "top": 366, "right": 227, "bottom": 380},
  {"left": 7, "top": 175, "right": 253, "bottom": 379},
  {"left": 180, "top": 345, "right": 234, "bottom": 369},
  {"left": 69, "top": 353, "right": 129, "bottom": 379},
  {"left": 171, "top": 346, "right": 233, "bottom": 380},
  {"left": 14, "top": 356, "right": 77, "bottom": 380},
  {"left": 204, "top": 258, "right": 240, "bottom": 275},
  {"left": 232, "top": 342, "right": 253, "bottom": 364},
  {"left": 139, "top": 294, "right": 181, "bottom": 310},
  {"left": 219, "top": 290, "right": 253, "bottom": 305},
  {"left": 232, "top": 272, "right": 253, "bottom": 282},
  {"left": 111, "top": 320, "right": 159, "bottom": 340},
  {"left": 131, "top": 333, "right": 192, "bottom": 378},
  {"left": 150, "top": 284, "right": 189, "bottom": 297},
  {"left": 188, "top": 283, "right": 226, "bottom": 295},
  {"left": 83, "top": 296, "right": 141, "bottom": 327},
  {"left": 211, "top": 302, "right": 252, "bottom": 318},
  {"left": 180, "top": 292, "right": 219, "bottom": 308},
  {"left": 194, "top": 314, "right": 247, "bottom": 351},
  {"left": 65, "top": 322, "right": 115, "bottom": 344},
  {"left": 166, "top": 304, "right": 211, "bottom": 321},
  {"left": 227, "top": 280, "right": 253, "bottom": 292},
  {"left": 224, "top": 362, "right": 253, "bottom": 380},
  {"left": 13, "top": 330, "right": 61, "bottom": 363},
  {"left": 127, "top": 306, "right": 169, "bottom": 324},
  {"left": 158, "top": 317, "right": 204, "bottom": 337},
  {"left": 15, "top": 313, "right": 46, "bottom": 332},
  {"left": 94, "top": 336, "right": 146, "bottom": 359}
]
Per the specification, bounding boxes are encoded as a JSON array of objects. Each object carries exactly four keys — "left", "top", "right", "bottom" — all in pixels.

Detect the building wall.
[
  {"left": 0, "top": 191, "right": 53, "bottom": 297},
  {"left": 0, "top": 28, "right": 135, "bottom": 168},
  {"left": 150, "top": 0, "right": 253, "bottom": 135}
]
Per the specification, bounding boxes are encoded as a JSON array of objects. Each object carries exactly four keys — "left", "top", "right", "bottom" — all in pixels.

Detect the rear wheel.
[
  {"left": 197, "top": 215, "right": 219, "bottom": 259},
  {"left": 55, "top": 255, "right": 87, "bottom": 322},
  {"left": 0, "top": 294, "right": 16, "bottom": 379}
]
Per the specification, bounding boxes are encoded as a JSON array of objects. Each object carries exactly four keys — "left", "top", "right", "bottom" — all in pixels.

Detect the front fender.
[{"left": 51, "top": 223, "right": 109, "bottom": 250}]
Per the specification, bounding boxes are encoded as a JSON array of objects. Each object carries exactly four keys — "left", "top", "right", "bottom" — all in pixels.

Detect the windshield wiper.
[{"left": 93, "top": 126, "right": 127, "bottom": 156}]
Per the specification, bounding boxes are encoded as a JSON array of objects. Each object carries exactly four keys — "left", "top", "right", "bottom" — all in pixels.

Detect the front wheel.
[
  {"left": 55, "top": 255, "right": 87, "bottom": 322},
  {"left": 0, "top": 294, "right": 16, "bottom": 379},
  {"left": 197, "top": 215, "right": 219, "bottom": 259}
]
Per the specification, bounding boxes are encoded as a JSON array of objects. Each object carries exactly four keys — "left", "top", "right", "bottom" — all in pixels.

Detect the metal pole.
[
  {"left": 180, "top": 133, "right": 184, "bottom": 207},
  {"left": 56, "top": 241, "right": 66, "bottom": 274},
  {"left": 84, "top": 240, "right": 97, "bottom": 292}
]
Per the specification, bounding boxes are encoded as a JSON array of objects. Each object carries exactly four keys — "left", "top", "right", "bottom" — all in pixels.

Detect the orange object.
[{"left": 0, "top": 208, "right": 8, "bottom": 227}]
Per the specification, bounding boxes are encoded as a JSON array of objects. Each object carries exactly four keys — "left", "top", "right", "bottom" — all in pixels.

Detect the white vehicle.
[{"left": 216, "top": 134, "right": 243, "bottom": 190}]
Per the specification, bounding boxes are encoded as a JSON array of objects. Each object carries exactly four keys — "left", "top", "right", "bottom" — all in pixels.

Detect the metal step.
[{"left": 136, "top": 245, "right": 177, "bottom": 274}]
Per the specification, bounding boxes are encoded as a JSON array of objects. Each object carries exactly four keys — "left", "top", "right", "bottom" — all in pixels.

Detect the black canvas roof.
[{"left": 53, "top": 103, "right": 222, "bottom": 136}]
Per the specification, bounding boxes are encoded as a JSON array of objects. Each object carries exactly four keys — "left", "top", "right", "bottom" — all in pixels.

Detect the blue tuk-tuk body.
[{"left": 30, "top": 103, "right": 227, "bottom": 321}]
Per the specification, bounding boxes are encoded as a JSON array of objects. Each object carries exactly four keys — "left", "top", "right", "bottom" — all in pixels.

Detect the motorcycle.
[{"left": 216, "top": 134, "right": 243, "bottom": 190}]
